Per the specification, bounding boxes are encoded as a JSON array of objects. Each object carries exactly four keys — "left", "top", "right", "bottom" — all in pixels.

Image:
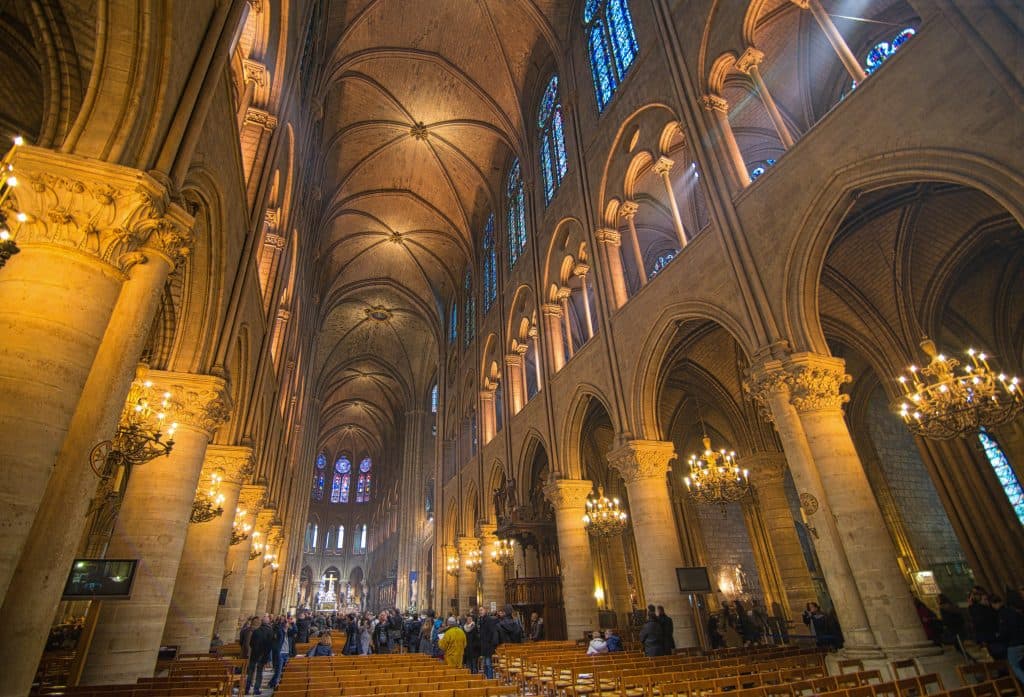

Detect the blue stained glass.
[
  {"left": 356, "top": 473, "right": 371, "bottom": 503},
  {"left": 507, "top": 160, "right": 526, "bottom": 269},
  {"left": 330, "top": 473, "right": 342, "bottom": 503},
  {"left": 316, "top": 453, "right": 327, "bottom": 469},
  {"left": 431, "top": 384, "right": 439, "bottom": 413},
  {"left": 463, "top": 269, "right": 475, "bottom": 346},
  {"left": 585, "top": 0, "right": 637, "bottom": 112},
  {"left": 854, "top": 27, "right": 915, "bottom": 88},
  {"left": 648, "top": 250, "right": 676, "bottom": 279},
  {"left": 979, "top": 430, "right": 1024, "bottom": 526},
  {"left": 448, "top": 302, "right": 458, "bottom": 343},
  {"left": 541, "top": 136, "right": 554, "bottom": 202},
  {"left": 482, "top": 214, "right": 497, "bottom": 314},
  {"left": 538, "top": 76, "right": 559, "bottom": 129},
  {"left": 360, "top": 457, "right": 372, "bottom": 473},
  {"left": 589, "top": 24, "right": 616, "bottom": 111},
  {"left": 339, "top": 474, "right": 350, "bottom": 503},
  {"left": 609, "top": 0, "right": 638, "bottom": 76},
  {"left": 553, "top": 108, "right": 568, "bottom": 180},
  {"left": 313, "top": 472, "right": 325, "bottom": 501},
  {"left": 749, "top": 159, "right": 777, "bottom": 180},
  {"left": 335, "top": 456, "right": 351, "bottom": 474}
]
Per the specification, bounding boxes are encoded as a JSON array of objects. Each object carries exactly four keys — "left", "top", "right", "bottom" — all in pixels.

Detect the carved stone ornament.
[
  {"left": 2, "top": 145, "right": 194, "bottom": 271},
  {"left": 799, "top": 492, "right": 819, "bottom": 515},
  {"left": 607, "top": 440, "right": 677, "bottom": 484},
  {"left": 542, "top": 478, "right": 594, "bottom": 511},
  {"left": 244, "top": 107, "right": 279, "bottom": 131},
  {"left": 785, "top": 356, "right": 852, "bottom": 413},
  {"left": 594, "top": 227, "right": 622, "bottom": 246},
  {"left": 734, "top": 47, "right": 766, "bottom": 75},
  {"left": 204, "top": 445, "right": 255, "bottom": 484},
  {"left": 142, "top": 368, "right": 232, "bottom": 436},
  {"left": 238, "top": 483, "right": 267, "bottom": 515},
  {"left": 700, "top": 94, "right": 730, "bottom": 113},
  {"left": 652, "top": 156, "right": 675, "bottom": 177}
]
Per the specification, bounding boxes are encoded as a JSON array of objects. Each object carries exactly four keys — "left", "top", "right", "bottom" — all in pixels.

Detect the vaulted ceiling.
[{"left": 312, "top": 0, "right": 571, "bottom": 468}]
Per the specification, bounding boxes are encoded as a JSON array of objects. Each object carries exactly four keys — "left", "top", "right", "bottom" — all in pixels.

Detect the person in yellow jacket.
[{"left": 437, "top": 617, "right": 467, "bottom": 668}]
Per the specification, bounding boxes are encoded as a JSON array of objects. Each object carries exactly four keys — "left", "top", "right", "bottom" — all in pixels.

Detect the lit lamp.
[
  {"left": 490, "top": 538, "right": 515, "bottom": 567},
  {"left": 190, "top": 471, "right": 226, "bottom": 524},
  {"left": 264, "top": 550, "right": 279, "bottom": 569},
  {"left": 683, "top": 436, "right": 750, "bottom": 508},
  {"left": 230, "top": 507, "right": 252, "bottom": 545},
  {"left": 582, "top": 486, "right": 628, "bottom": 538},
  {"left": 89, "top": 377, "right": 178, "bottom": 486},
  {"left": 464, "top": 548, "right": 482, "bottom": 573},
  {"left": 0, "top": 136, "right": 25, "bottom": 270},
  {"left": 896, "top": 339, "right": 1022, "bottom": 439},
  {"left": 445, "top": 552, "right": 461, "bottom": 577},
  {"left": 249, "top": 531, "right": 265, "bottom": 561}
]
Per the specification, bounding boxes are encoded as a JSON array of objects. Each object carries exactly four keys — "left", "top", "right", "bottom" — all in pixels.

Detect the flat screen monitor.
[
  {"left": 676, "top": 566, "right": 712, "bottom": 593},
  {"left": 62, "top": 559, "right": 139, "bottom": 600}
]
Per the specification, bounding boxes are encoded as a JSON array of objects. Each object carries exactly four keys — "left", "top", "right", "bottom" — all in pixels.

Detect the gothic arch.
[
  {"left": 560, "top": 385, "right": 618, "bottom": 480},
  {"left": 784, "top": 149, "right": 1024, "bottom": 355}
]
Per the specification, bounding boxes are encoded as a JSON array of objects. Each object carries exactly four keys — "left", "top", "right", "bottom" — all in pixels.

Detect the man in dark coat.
[
  {"left": 497, "top": 605, "right": 524, "bottom": 644},
  {"left": 477, "top": 606, "right": 500, "bottom": 679},
  {"left": 639, "top": 610, "right": 663, "bottom": 657},
  {"left": 245, "top": 617, "right": 276, "bottom": 695},
  {"left": 295, "top": 612, "right": 311, "bottom": 643},
  {"left": 656, "top": 605, "right": 675, "bottom": 655}
]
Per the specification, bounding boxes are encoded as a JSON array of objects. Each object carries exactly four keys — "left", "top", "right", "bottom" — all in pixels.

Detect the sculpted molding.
[{"left": 607, "top": 440, "right": 677, "bottom": 483}]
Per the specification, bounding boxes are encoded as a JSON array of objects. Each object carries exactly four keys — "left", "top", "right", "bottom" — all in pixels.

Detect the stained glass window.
[
  {"left": 482, "top": 214, "right": 497, "bottom": 314},
  {"left": 584, "top": 0, "right": 639, "bottom": 112},
  {"left": 507, "top": 160, "right": 527, "bottom": 268},
  {"left": 749, "top": 158, "right": 777, "bottom": 180},
  {"left": 431, "top": 384, "right": 439, "bottom": 413},
  {"left": 463, "top": 269, "right": 475, "bottom": 347},
  {"left": 538, "top": 76, "right": 569, "bottom": 204},
  {"left": 448, "top": 301, "right": 458, "bottom": 344},
  {"left": 648, "top": 250, "right": 677, "bottom": 279},
  {"left": 851, "top": 27, "right": 915, "bottom": 90},
  {"left": 313, "top": 452, "right": 327, "bottom": 500},
  {"left": 356, "top": 458, "right": 372, "bottom": 503},
  {"left": 332, "top": 457, "right": 351, "bottom": 503},
  {"left": 978, "top": 429, "right": 1024, "bottom": 526},
  {"left": 337, "top": 525, "right": 345, "bottom": 549}
]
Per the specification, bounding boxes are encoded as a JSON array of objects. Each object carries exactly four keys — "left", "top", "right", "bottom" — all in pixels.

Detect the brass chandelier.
[
  {"left": 230, "top": 507, "right": 252, "bottom": 545},
  {"left": 490, "top": 538, "right": 515, "bottom": 567},
  {"left": 896, "top": 338, "right": 1022, "bottom": 440},
  {"left": 684, "top": 436, "right": 750, "bottom": 506},
  {"left": 445, "top": 552, "right": 461, "bottom": 576},
  {"left": 0, "top": 136, "right": 24, "bottom": 270},
  {"left": 90, "top": 378, "right": 178, "bottom": 483},
  {"left": 249, "top": 531, "right": 265, "bottom": 561},
  {"left": 464, "top": 548, "right": 482, "bottom": 573},
  {"left": 190, "top": 471, "right": 225, "bottom": 524},
  {"left": 582, "top": 486, "right": 628, "bottom": 538}
]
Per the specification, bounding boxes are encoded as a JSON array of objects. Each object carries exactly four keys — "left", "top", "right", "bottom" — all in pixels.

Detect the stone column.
[
  {"left": 80, "top": 372, "right": 230, "bottom": 684},
  {"left": 619, "top": 201, "right": 647, "bottom": 287},
  {"left": 605, "top": 536, "right": 633, "bottom": 628},
  {"left": 162, "top": 446, "right": 253, "bottom": 652},
  {"left": 457, "top": 536, "right": 480, "bottom": 613},
  {"left": 607, "top": 441, "right": 697, "bottom": 648},
  {"left": 735, "top": 48, "right": 796, "bottom": 148},
  {"left": 595, "top": 228, "right": 629, "bottom": 309},
  {"left": 651, "top": 157, "right": 690, "bottom": 249},
  {"left": 214, "top": 484, "right": 265, "bottom": 640},
  {"left": 748, "top": 354, "right": 934, "bottom": 657},
  {"left": 543, "top": 479, "right": 598, "bottom": 642},
  {"left": 478, "top": 524, "right": 505, "bottom": 609},
  {"left": 257, "top": 525, "right": 283, "bottom": 614},
  {"left": 791, "top": 0, "right": 868, "bottom": 82},
  {"left": 529, "top": 325, "right": 543, "bottom": 394},
  {"left": 505, "top": 353, "right": 525, "bottom": 415},
  {"left": 742, "top": 453, "right": 817, "bottom": 621},
  {"left": 479, "top": 389, "right": 496, "bottom": 445},
  {"left": 557, "top": 287, "right": 575, "bottom": 359},
  {"left": 701, "top": 95, "right": 752, "bottom": 190},
  {"left": 0, "top": 145, "right": 192, "bottom": 602},
  {"left": 541, "top": 303, "right": 565, "bottom": 371},
  {"left": 574, "top": 264, "right": 595, "bottom": 339}
]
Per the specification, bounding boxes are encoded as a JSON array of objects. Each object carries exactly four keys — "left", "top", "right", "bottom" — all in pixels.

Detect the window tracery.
[
  {"left": 584, "top": 0, "right": 639, "bottom": 112},
  {"left": 538, "top": 77, "right": 568, "bottom": 203},
  {"left": 482, "top": 214, "right": 497, "bottom": 314},
  {"left": 507, "top": 160, "right": 527, "bottom": 267}
]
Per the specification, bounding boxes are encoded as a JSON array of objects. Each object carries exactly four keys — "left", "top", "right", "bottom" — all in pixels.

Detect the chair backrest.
[
  {"left": 839, "top": 660, "right": 866, "bottom": 675},
  {"left": 891, "top": 660, "right": 920, "bottom": 680}
]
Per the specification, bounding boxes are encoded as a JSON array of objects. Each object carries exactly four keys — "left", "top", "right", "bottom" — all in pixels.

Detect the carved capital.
[
  {"left": 457, "top": 536, "right": 480, "bottom": 554},
  {"left": 789, "top": 0, "right": 811, "bottom": 9},
  {"left": 735, "top": 47, "right": 765, "bottom": 75},
  {"left": 542, "top": 478, "right": 593, "bottom": 511},
  {"left": 477, "top": 522, "right": 497, "bottom": 540},
  {"left": 264, "top": 232, "right": 286, "bottom": 250},
  {"left": 555, "top": 286, "right": 572, "bottom": 301},
  {"left": 619, "top": 200, "right": 640, "bottom": 220},
  {"left": 203, "top": 445, "right": 255, "bottom": 485},
  {"left": 700, "top": 94, "right": 730, "bottom": 113},
  {"left": 594, "top": 227, "right": 622, "bottom": 246},
  {"left": 744, "top": 359, "right": 790, "bottom": 423},
  {"left": 607, "top": 440, "right": 677, "bottom": 483},
  {"left": 142, "top": 368, "right": 232, "bottom": 436},
  {"left": 737, "top": 452, "right": 788, "bottom": 485},
  {"left": 652, "top": 156, "right": 675, "bottom": 177},
  {"left": 255, "top": 507, "right": 277, "bottom": 534},
  {"left": 783, "top": 353, "right": 851, "bottom": 413},
  {"left": 267, "top": 524, "right": 284, "bottom": 550},
  {"left": 237, "top": 483, "right": 267, "bottom": 517},
  {"left": 505, "top": 353, "right": 523, "bottom": 368},
  {"left": 573, "top": 262, "right": 591, "bottom": 277},
  {"left": 242, "top": 59, "right": 268, "bottom": 86},
  {"left": 264, "top": 207, "right": 280, "bottom": 229},
  {"left": 540, "top": 302, "right": 562, "bottom": 318},
  {"left": 244, "top": 107, "right": 278, "bottom": 131},
  {"left": 3, "top": 145, "right": 194, "bottom": 271}
]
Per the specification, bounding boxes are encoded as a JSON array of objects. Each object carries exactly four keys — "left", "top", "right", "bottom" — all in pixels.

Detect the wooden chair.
[
  {"left": 872, "top": 682, "right": 898, "bottom": 697},
  {"left": 895, "top": 677, "right": 922, "bottom": 697},
  {"left": 917, "top": 674, "right": 945, "bottom": 695},
  {"left": 993, "top": 677, "right": 1024, "bottom": 697},
  {"left": 891, "top": 660, "right": 920, "bottom": 680},
  {"left": 839, "top": 660, "right": 866, "bottom": 675}
]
